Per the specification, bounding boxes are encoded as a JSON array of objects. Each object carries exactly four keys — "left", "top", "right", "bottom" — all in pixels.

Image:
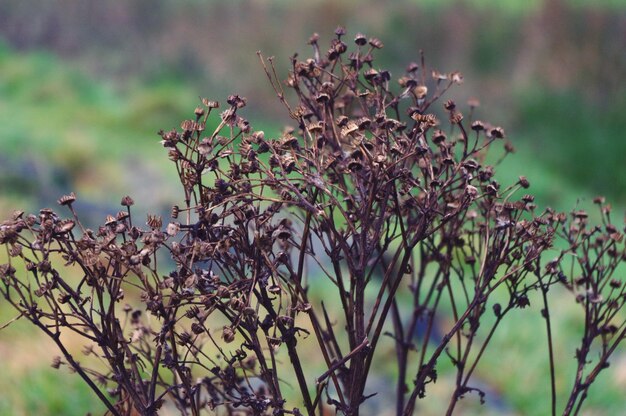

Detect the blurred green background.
[{"left": 1, "top": 0, "right": 625, "bottom": 414}]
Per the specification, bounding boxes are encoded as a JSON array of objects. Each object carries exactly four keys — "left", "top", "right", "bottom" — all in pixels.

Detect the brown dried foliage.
[{"left": 1, "top": 29, "right": 625, "bottom": 416}]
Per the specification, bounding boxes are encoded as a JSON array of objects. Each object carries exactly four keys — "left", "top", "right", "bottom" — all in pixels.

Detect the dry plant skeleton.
[{"left": 1, "top": 29, "right": 625, "bottom": 416}]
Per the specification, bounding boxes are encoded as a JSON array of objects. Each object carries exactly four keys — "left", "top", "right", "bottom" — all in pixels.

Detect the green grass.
[
  {"left": 514, "top": 89, "right": 626, "bottom": 207},
  {"left": 0, "top": 366, "right": 106, "bottom": 416},
  {"left": 0, "top": 42, "right": 199, "bottom": 217}
]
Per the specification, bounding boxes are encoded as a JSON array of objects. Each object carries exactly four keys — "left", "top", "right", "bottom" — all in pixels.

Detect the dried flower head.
[
  {"left": 146, "top": 214, "right": 162, "bottom": 230},
  {"left": 57, "top": 192, "right": 76, "bottom": 206},
  {"left": 121, "top": 195, "right": 134, "bottom": 207}
]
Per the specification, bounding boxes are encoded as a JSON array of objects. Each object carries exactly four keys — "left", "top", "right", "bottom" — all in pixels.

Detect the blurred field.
[{"left": 1, "top": 0, "right": 626, "bottom": 414}]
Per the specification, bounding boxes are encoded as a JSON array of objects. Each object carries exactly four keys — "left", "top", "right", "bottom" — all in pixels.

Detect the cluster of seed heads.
[{"left": 1, "top": 28, "right": 625, "bottom": 416}]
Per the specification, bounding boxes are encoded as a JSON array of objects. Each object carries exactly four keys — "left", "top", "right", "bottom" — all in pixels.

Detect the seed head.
[
  {"left": 147, "top": 214, "right": 163, "bottom": 230},
  {"left": 201, "top": 98, "right": 219, "bottom": 108},
  {"left": 354, "top": 33, "right": 367, "bottom": 46},
  {"left": 222, "top": 326, "right": 236, "bottom": 343},
  {"left": 489, "top": 127, "right": 505, "bottom": 139},
  {"left": 369, "top": 37, "right": 384, "bottom": 49},
  {"left": 51, "top": 356, "right": 63, "bottom": 369},
  {"left": 121, "top": 196, "right": 134, "bottom": 207},
  {"left": 518, "top": 176, "right": 530, "bottom": 189},
  {"left": 57, "top": 192, "right": 76, "bottom": 206},
  {"left": 414, "top": 85, "right": 428, "bottom": 99},
  {"left": 471, "top": 121, "right": 485, "bottom": 131},
  {"left": 191, "top": 323, "right": 205, "bottom": 335}
]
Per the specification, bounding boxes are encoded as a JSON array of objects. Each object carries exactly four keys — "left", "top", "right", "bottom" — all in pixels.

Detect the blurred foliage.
[
  {"left": 0, "top": 0, "right": 623, "bottom": 211},
  {"left": 0, "top": 367, "right": 105, "bottom": 416},
  {"left": 515, "top": 90, "right": 626, "bottom": 206},
  {"left": 1, "top": 0, "right": 625, "bottom": 414}
]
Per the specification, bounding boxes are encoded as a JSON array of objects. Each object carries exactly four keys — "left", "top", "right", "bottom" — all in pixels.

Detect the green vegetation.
[
  {"left": 0, "top": 367, "right": 105, "bottom": 416},
  {"left": 0, "top": 42, "right": 196, "bottom": 217}
]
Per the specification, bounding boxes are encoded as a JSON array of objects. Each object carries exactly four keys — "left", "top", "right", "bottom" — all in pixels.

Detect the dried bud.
[
  {"left": 354, "top": 33, "right": 367, "bottom": 46},
  {"left": 178, "top": 332, "right": 192, "bottom": 345},
  {"left": 516, "top": 295, "right": 530, "bottom": 308},
  {"left": 201, "top": 98, "right": 220, "bottom": 108},
  {"left": 432, "top": 70, "right": 448, "bottom": 80},
  {"left": 471, "top": 121, "right": 485, "bottom": 131},
  {"left": 493, "top": 303, "right": 502, "bottom": 318},
  {"left": 450, "top": 71, "right": 464, "bottom": 84},
  {"left": 54, "top": 219, "right": 75, "bottom": 235},
  {"left": 229, "top": 296, "right": 245, "bottom": 311},
  {"left": 450, "top": 112, "right": 463, "bottom": 124},
  {"left": 316, "top": 93, "right": 330, "bottom": 103},
  {"left": 8, "top": 244, "right": 22, "bottom": 257},
  {"left": 227, "top": 94, "right": 247, "bottom": 108},
  {"left": 465, "top": 185, "right": 478, "bottom": 198},
  {"left": 369, "top": 37, "right": 384, "bottom": 49},
  {"left": 191, "top": 323, "right": 205, "bottom": 335},
  {"left": 51, "top": 356, "right": 62, "bottom": 369},
  {"left": 518, "top": 176, "right": 530, "bottom": 189},
  {"left": 146, "top": 214, "right": 162, "bottom": 230},
  {"left": 432, "top": 130, "right": 446, "bottom": 144},
  {"left": 166, "top": 222, "right": 180, "bottom": 236},
  {"left": 414, "top": 85, "right": 428, "bottom": 99},
  {"left": 105, "top": 215, "right": 117, "bottom": 226},
  {"left": 116, "top": 211, "right": 129, "bottom": 221},
  {"left": 272, "top": 225, "right": 292, "bottom": 241},
  {"left": 57, "top": 293, "right": 71, "bottom": 304},
  {"left": 489, "top": 127, "right": 505, "bottom": 139},
  {"left": 121, "top": 196, "right": 134, "bottom": 207},
  {"left": 57, "top": 192, "right": 76, "bottom": 206},
  {"left": 222, "top": 326, "right": 235, "bottom": 343}
]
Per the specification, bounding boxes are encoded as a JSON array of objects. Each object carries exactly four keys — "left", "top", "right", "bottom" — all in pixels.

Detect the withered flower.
[
  {"left": 518, "top": 176, "right": 530, "bottom": 189},
  {"left": 57, "top": 192, "right": 76, "bottom": 206},
  {"left": 354, "top": 33, "right": 367, "bottom": 46},
  {"left": 450, "top": 71, "right": 464, "bottom": 84},
  {"left": 471, "top": 120, "right": 485, "bottom": 131},
  {"left": 146, "top": 214, "right": 162, "bottom": 230},
  {"left": 121, "top": 195, "right": 134, "bottom": 207},
  {"left": 104, "top": 215, "right": 117, "bottom": 226},
  {"left": 488, "top": 126, "right": 505, "bottom": 139},
  {"left": 222, "top": 326, "right": 235, "bottom": 343},
  {"left": 202, "top": 98, "right": 219, "bottom": 108},
  {"left": 51, "top": 356, "right": 62, "bottom": 369},
  {"left": 54, "top": 219, "right": 75, "bottom": 235},
  {"left": 414, "top": 85, "right": 428, "bottom": 99},
  {"left": 369, "top": 37, "right": 384, "bottom": 49}
]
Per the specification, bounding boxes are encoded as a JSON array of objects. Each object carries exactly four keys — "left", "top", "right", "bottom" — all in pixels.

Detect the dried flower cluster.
[{"left": 1, "top": 29, "right": 625, "bottom": 416}]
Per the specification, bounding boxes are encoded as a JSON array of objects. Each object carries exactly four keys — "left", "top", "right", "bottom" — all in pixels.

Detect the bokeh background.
[{"left": 1, "top": 0, "right": 625, "bottom": 414}]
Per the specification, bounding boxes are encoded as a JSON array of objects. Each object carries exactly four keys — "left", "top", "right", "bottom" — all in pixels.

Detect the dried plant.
[{"left": 1, "top": 29, "right": 625, "bottom": 416}]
